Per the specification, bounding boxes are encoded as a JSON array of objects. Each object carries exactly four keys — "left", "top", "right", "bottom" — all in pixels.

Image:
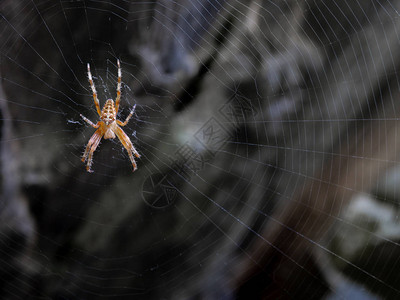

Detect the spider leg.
[
  {"left": 115, "top": 59, "right": 122, "bottom": 114},
  {"left": 114, "top": 125, "right": 140, "bottom": 171},
  {"left": 116, "top": 104, "right": 136, "bottom": 127},
  {"left": 82, "top": 127, "right": 100, "bottom": 163},
  {"left": 80, "top": 114, "right": 100, "bottom": 128},
  {"left": 82, "top": 127, "right": 104, "bottom": 172},
  {"left": 87, "top": 63, "right": 102, "bottom": 117}
]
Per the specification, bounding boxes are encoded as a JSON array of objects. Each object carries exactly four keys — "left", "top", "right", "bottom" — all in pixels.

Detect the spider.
[{"left": 80, "top": 59, "right": 140, "bottom": 172}]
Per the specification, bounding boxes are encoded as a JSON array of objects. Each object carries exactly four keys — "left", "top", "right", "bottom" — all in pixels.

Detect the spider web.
[{"left": 1, "top": 0, "right": 400, "bottom": 299}]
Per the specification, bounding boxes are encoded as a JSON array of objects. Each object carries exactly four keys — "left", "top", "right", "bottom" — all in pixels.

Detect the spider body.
[
  {"left": 80, "top": 60, "right": 140, "bottom": 172},
  {"left": 101, "top": 99, "right": 116, "bottom": 126}
]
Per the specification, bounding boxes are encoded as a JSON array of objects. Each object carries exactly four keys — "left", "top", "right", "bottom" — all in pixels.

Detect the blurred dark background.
[{"left": 1, "top": 0, "right": 400, "bottom": 299}]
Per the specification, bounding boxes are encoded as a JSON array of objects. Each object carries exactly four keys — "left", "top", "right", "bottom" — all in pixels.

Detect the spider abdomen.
[{"left": 101, "top": 99, "right": 116, "bottom": 125}]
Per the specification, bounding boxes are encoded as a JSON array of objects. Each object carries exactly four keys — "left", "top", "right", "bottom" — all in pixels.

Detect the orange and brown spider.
[{"left": 80, "top": 59, "right": 140, "bottom": 172}]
